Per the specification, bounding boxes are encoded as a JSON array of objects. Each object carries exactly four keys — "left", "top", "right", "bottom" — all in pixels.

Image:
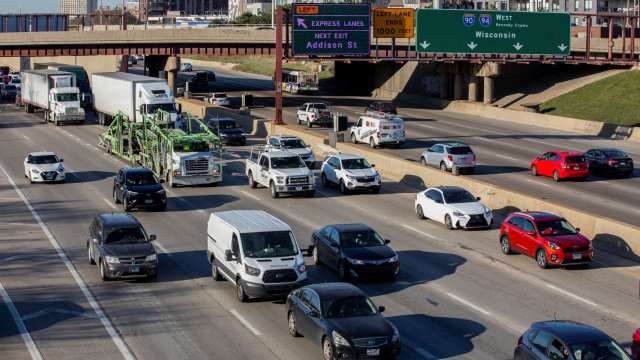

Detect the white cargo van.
[
  {"left": 206, "top": 210, "right": 308, "bottom": 302},
  {"left": 350, "top": 113, "right": 405, "bottom": 148}
]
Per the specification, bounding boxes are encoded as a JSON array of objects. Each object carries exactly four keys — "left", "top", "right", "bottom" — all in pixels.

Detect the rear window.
[
  {"left": 566, "top": 156, "right": 585, "bottom": 163},
  {"left": 312, "top": 104, "right": 327, "bottom": 110},
  {"left": 449, "top": 146, "right": 473, "bottom": 155},
  {"left": 602, "top": 150, "right": 627, "bottom": 158}
]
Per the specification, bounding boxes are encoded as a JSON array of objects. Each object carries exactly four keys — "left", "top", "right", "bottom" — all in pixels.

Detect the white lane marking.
[
  {"left": 402, "top": 337, "right": 437, "bottom": 360},
  {"left": 524, "top": 178, "right": 552, "bottom": 188},
  {"left": 153, "top": 241, "right": 170, "bottom": 255},
  {"left": 0, "top": 255, "right": 27, "bottom": 263},
  {"left": 22, "top": 135, "right": 31, "bottom": 142},
  {"left": 229, "top": 308, "right": 262, "bottom": 337},
  {"left": 0, "top": 281, "right": 43, "bottom": 360},
  {"left": 446, "top": 292, "right": 492, "bottom": 316},
  {"left": 402, "top": 224, "right": 438, "bottom": 240},
  {"left": 197, "top": 209, "right": 207, "bottom": 214},
  {"left": 545, "top": 283, "right": 598, "bottom": 307},
  {"left": 102, "top": 198, "right": 117, "bottom": 210},
  {"left": 240, "top": 190, "right": 262, "bottom": 202},
  {"left": 492, "top": 153, "right": 521, "bottom": 162},
  {"left": 0, "top": 165, "right": 136, "bottom": 360}
]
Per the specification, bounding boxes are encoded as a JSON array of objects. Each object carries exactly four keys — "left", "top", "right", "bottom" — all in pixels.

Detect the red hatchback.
[
  {"left": 530, "top": 150, "right": 590, "bottom": 181},
  {"left": 499, "top": 211, "right": 593, "bottom": 268}
]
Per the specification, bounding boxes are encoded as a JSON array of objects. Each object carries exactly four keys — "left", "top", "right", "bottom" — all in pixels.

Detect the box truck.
[
  {"left": 34, "top": 62, "right": 92, "bottom": 110},
  {"left": 21, "top": 70, "right": 85, "bottom": 125}
]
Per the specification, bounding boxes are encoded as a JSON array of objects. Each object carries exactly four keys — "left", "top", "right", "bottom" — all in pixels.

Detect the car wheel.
[
  {"left": 416, "top": 205, "right": 426, "bottom": 219},
  {"left": 99, "top": 259, "right": 111, "bottom": 281},
  {"left": 339, "top": 180, "right": 348, "bottom": 195},
  {"left": 445, "top": 214, "right": 454, "bottom": 230},
  {"left": 113, "top": 188, "right": 121, "bottom": 204},
  {"left": 211, "top": 258, "right": 223, "bottom": 281},
  {"left": 371, "top": 186, "right": 380, "bottom": 194},
  {"left": 553, "top": 170, "right": 560, "bottom": 182},
  {"left": 369, "top": 137, "right": 376, "bottom": 149},
  {"left": 323, "top": 336, "right": 335, "bottom": 360},
  {"left": 452, "top": 165, "right": 460, "bottom": 176},
  {"left": 321, "top": 173, "right": 329, "bottom": 188},
  {"left": 338, "top": 261, "right": 349, "bottom": 281},
  {"left": 88, "top": 245, "right": 96, "bottom": 265},
  {"left": 531, "top": 165, "right": 538, "bottom": 176},
  {"left": 351, "top": 133, "right": 357, "bottom": 144},
  {"left": 147, "top": 271, "right": 158, "bottom": 281},
  {"left": 420, "top": 157, "right": 427, "bottom": 166},
  {"left": 440, "top": 162, "right": 448, "bottom": 172},
  {"left": 123, "top": 197, "right": 131, "bottom": 212},
  {"left": 288, "top": 312, "right": 301, "bottom": 337},
  {"left": 307, "top": 118, "right": 312, "bottom": 128},
  {"left": 270, "top": 181, "right": 279, "bottom": 198},
  {"left": 29, "top": 172, "right": 34, "bottom": 184},
  {"left": 248, "top": 171, "right": 257, "bottom": 188},
  {"left": 536, "top": 249, "right": 549, "bottom": 269},
  {"left": 500, "top": 235, "right": 512, "bottom": 255},
  {"left": 236, "top": 280, "right": 248, "bottom": 302},
  {"left": 313, "top": 246, "right": 321, "bottom": 265}
]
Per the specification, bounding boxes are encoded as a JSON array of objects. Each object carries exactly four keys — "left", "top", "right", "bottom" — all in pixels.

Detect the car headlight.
[
  {"left": 346, "top": 257, "right": 365, "bottom": 265},
  {"left": 127, "top": 191, "right": 139, "bottom": 196},
  {"left": 452, "top": 211, "right": 465, "bottom": 217},
  {"left": 145, "top": 253, "right": 157, "bottom": 262},
  {"left": 387, "top": 255, "right": 398, "bottom": 263},
  {"left": 244, "top": 264, "right": 261, "bottom": 276},
  {"left": 484, "top": 207, "right": 492, "bottom": 216},
  {"left": 104, "top": 256, "right": 120, "bottom": 264},
  {"left": 346, "top": 175, "right": 357, "bottom": 181},
  {"left": 548, "top": 241, "right": 561, "bottom": 250},
  {"left": 332, "top": 331, "right": 350, "bottom": 347},
  {"left": 57, "top": 165, "right": 64, "bottom": 173},
  {"left": 391, "top": 325, "right": 400, "bottom": 342},
  {"left": 156, "top": 189, "right": 165, "bottom": 195},
  {"left": 297, "top": 264, "right": 306, "bottom": 273},
  {"left": 31, "top": 169, "right": 40, "bottom": 174},
  {"left": 274, "top": 176, "right": 284, "bottom": 184}
]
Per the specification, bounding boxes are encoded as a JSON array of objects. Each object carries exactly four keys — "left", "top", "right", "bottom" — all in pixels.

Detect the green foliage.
[{"left": 231, "top": 12, "right": 272, "bottom": 25}]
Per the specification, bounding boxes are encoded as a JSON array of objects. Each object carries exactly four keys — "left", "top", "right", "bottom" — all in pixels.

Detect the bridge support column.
[
  {"left": 468, "top": 76, "right": 479, "bottom": 102},
  {"left": 439, "top": 73, "right": 449, "bottom": 100},
  {"left": 453, "top": 73, "right": 464, "bottom": 100},
  {"left": 483, "top": 76, "right": 494, "bottom": 104},
  {"left": 165, "top": 56, "right": 180, "bottom": 96}
]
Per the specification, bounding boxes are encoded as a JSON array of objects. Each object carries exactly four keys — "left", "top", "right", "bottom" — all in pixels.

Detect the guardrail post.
[
  {"left": 608, "top": 16, "right": 614, "bottom": 60},
  {"left": 274, "top": 6, "right": 284, "bottom": 126}
]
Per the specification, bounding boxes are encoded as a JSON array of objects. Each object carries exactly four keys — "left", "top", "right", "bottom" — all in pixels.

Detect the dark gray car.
[{"left": 87, "top": 213, "right": 158, "bottom": 281}]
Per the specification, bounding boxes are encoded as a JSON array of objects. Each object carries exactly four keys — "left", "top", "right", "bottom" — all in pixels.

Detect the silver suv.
[{"left": 420, "top": 143, "right": 476, "bottom": 175}]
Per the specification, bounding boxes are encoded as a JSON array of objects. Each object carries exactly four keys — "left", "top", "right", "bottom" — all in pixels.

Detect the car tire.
[
  {"left": 321, "top": 173, "right": 330, "bottom": 187},
  {"left": 123, "top": 197, "right": 131, "bottom": 212},
  {"left": 440, "top": 162, "right": 448, "bottom": 172},
  {"left": 351, "top": 133, "right": 357, "bottom": 144},
  {"left": 270, "top": 181, "right": 279, "bottom": 198},
  {"left": 445, "top": 214, "right": 454, "bottom": 230},
  {"left": 531, "top": 165, "right": 538, "bottom": 176},
  {"left": 338, "top": 261, "right": 349, "bottom": 281},
  {"left": 313, "top": 246, "right": 321, "bottom": 265},
  {"left": 288, "top": 311, "right": 301, "bottom": 337},
  {"left": 500, "top": 235, "right": 512, "bottom": 255},
  {"left": 99, "top": 259, "right": 111, "bottom": 281},
  {"left": 248, "top": 171, "right": 257, "bottom": 188},
  {"left": 307, "top": 118, "right": 312, "bottom": 128},
  {"left": 416, "top": 205, "right": 426, "bottom": 219},
  {"left": 147, "top": 271, "right": 158, "bottom": 281},
  {"left": 420, "top": 157, "right": 427, "bottom": 166},
  {"left": 323, "top": 336, "right": 335, "bottom": 360},
  {"left": 553, "top": 170, "right": 560, "bottom": 182},
  {"left": 88, "top": 245, "right": 96, "bottom": 265},
  {"left": 236, "top": 280, "right": 249, "bottom": 303},
  {"left": 536, "top": 249, "right": 549, "bottom": 269},
  {"left": 211, "top": 258, "right": 223, "bottom": 281},
  {"left": 369, "top": 137, "right": 376, "bottom": 149},
  {"left": 452, "top": 165, "right": 460, "bottom": 176},
  {"left": 467, "top": 167, "right": 475, "bottom": 175},
  {"left": 339, "top": 180, "right": 349, "bottom": 195},
  {"left": 113, "top": 188, "right": 121, "bottom": 204}
]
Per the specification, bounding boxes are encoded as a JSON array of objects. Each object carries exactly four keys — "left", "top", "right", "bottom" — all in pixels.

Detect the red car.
[
  {"left": 530, "top": 150, "right": 590, "bottom": 181},
  {"left": 633, "top": 328, "right": 640, "bottom": 359},
  {"left": 499, "top": 211, "right": 593, "bottom": 268}
]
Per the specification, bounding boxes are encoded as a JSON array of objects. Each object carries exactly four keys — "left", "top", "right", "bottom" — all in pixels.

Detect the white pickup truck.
[
  {"left": 296, "top": 102, "right": 333, "bottom": 128},
  {"left": 245, "top": 147, "right": 315, "bottom": 198}
]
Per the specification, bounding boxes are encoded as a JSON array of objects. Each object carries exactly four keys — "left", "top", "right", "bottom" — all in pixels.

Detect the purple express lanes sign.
[{"left": 292, "top": 3, "right": 371, "bottom": 56}]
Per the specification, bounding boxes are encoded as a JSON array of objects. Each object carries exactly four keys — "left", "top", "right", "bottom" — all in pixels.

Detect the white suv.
[
  {"left": 321, "top": 153, "right": 380, "bottom": 194},
  {"left": 24, "top": 151, "right": 65, "bottom": 183},
  {"left": 266, "top": 135, "right": 315, "bottom": 168},
  {"left": 415, "top": 186, "right": 492, "bottom": 230}
]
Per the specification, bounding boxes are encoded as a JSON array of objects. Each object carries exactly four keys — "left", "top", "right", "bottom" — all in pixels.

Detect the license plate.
[
  {"left": 573, "top": 166, "right": 580, "bottom": 170},
  {"left": 367, "top": 349, "right": 380, "bottom": 356},
  {"left": 130, "top": 266, "right": 140, "bottom": 273},
  {"left": 145, "top": 199, "right": 153, "bottom": 204},
  {"left": 619, "top": 162, "right": 626, "bottom": 165},
  {"left": 572, "top": 254, "right": 582, "bottom": 260},
  {"left": 295, "top": 186, "right": 302, "bottom": 191}
]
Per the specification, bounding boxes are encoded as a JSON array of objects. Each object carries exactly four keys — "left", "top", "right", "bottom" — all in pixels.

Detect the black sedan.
[
  {"left": 113, "top": 167, "right": 167, "bottom": 211},
  {"left": 365, "top": 101, "right": 397, "bottom": 115},
  {"left": 286, "top": 283, "right": 400, "bottom": 360},
  {"left": 311, "top": 224, "right": 399, "bottom": 281},
  {"left": 585, "top": 148, "right": 634, "bottom": 177}
]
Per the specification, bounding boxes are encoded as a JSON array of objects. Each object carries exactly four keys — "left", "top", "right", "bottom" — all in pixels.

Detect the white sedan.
[
  {"left": 24, "top": 151, "right": 65, "bottom": 183},
  {"left": 414, "top": 186, "right": 492, "bottom": 230},
  {"left": 209, "top": 93, "right": 230, "bottom": 106}
]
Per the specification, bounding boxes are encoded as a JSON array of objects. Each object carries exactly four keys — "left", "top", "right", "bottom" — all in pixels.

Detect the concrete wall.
[
  {"left": 176, "top": 98, "right": 267, "bottom": 137},
  {"left": 0, "top": 55, "right": 122, "bottom": 79}
]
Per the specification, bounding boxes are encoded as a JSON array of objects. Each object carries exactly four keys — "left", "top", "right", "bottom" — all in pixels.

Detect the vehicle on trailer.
[
  {"left": 350, "top": 113, "right": 405, "bottom": 148},
  {"left": 585, "top": 148, "right": 634, "bottom": 178},
  {"left": 21, "top": 70, "right": 85, "bottom": 125},
  {"left": 9, "top": 75, "right": 21, "bottom": 90},
  {"left": 530, "top": 150, "right": 590, "bottom": 182},
  {"left": 296, "top": 102, "right": 333, "bottom": 128},
  {"left": 321, "top": 153, "right": 380, "bottom": 194},
  {"left": 286, "top": 283, "right": 401, "bottom": 360},
  {"left": 206, "top": 118, "right": 246, "bottom": 146},
  {"left": 281, "top": 70, "right": 319, "bottom": 94},
  {"left": 245, "top": 146, "right": 315, "bottom": 198},
  {"left": 98, "top": 110, "right": 224, "bottom": 187},
  {"left": 23, "top": 151, "right": 65, "bottom": 183},
  {"left": 180, "top": 62, "right": 193, "bottom": 72},
  {"left": 207, "top": 210, "right": 308, "bottom": 302},
  {"left": 112, "top": 166, "right": 167, "bottom": 211},
  {"left": 208, "top": 92, "right": 230, "bottom": 106},
  {"left": 87, "top": 213, "right": 158, "bottom": 281},
  {"left": 420, "top": 142, "right": 476, "bottom": 176},
  {"left": 266, "top": 135, "right": 315, "bottom": 168},
  {"left": 415, "top": 186, "right": 492, "bottom": 230},
  {"left": 200, "top": 70, "right": 216, "bottom": 81}
]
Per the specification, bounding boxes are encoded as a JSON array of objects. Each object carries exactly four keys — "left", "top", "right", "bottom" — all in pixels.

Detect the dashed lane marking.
[{"left": 229, "top": 309, "right": 262, "bottom": 337}]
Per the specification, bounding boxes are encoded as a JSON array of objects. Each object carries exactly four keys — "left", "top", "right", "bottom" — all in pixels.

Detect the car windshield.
[
  {"left": 241, "top": 231, "right": 298, "bottom": 258},
  {"left": 325, "top": 296, "right": 378, "bottom": 318},
  {"left": 602, "top": 150, "right": 627, "bottom": 158},
  {"left": 536, "top": 219, "right": 578, "bottom": 236},
  {"left": 281, "top": 139, "right": 306, "bottom": 149},
  {"left": 218, "top": 120, "right": 238, "bottom": 129},
  {"left": 55, "top": 93, "right": 77, "bottom": 102},
  {"left": 443, "top": 190, "right": 477, "bottom": 204},
  {"left": 126, "top": 172, "right": 159, "bottom": 186},
  {"left": 449, "top": 146, "right": 473, "bottom": 155},
  {"left": 566, "top": 156, "right": 585, "bottom": 163},
  {"left": 570, "top": 339, "right": 631, "bottom": 360},
  {"left": 31, "top": 155, "right": 59, "bottom": 164},
  {"left": 341, "top": 230, "right": 385, "bottom": 248},
  {"left": 342, "top": 158, "right": 371, "bottom": 170},
  {"left": 271, "top": 156, "right": 306, "bottom": 169},
  {"left": 104, "top": 226, "right": 147, "bottom": 245}
]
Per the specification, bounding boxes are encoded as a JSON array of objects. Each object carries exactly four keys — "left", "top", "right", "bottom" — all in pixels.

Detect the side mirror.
[
  {"left": 308, "top": 310, "right": 319, "bottom": 318},
  {"left": 149, "top": 234, "right": 157, "bottom": 241},
  {"left": 371, "top": 164, "right": 375, "bottom": 168},
  {"left": 384, "top": 239, "right": 391, "bottom": 244},
  {"left": 575, "top": 228, "right": 581, "bottom": 233},
  {"left": 59, "top": 158, "right": 64, "bottom": 162},
  {"left": 224, "top": 249, "right": 236, "bottom": 262},
  {"left": 526, "top": 231, "right": 536, "bottom": 236},
  {"left": 476, "top": 196, "right": 481, "bottom": 201},
  {"left": 378, "top": 306, "right": 385, "bottom": 313}
]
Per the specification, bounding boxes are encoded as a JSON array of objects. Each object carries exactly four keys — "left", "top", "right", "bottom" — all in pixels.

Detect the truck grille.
[
  {"left": 262, "top": 269, "right": 297, "bottom": 283},
  {"left": 353, "top": 337, "right": 388, "bottom": 348},
  {"left": 65, "top": 107, "right": 78, "bottom": 115},
  {"left": 118, "top": 256, "right": 146, "bottom": 265},
  {"left": 287, "top": 176, "right": 307, "bottom": 184},
  {"left": 184, "top": 158, "right": 209, "bottom": 175}
]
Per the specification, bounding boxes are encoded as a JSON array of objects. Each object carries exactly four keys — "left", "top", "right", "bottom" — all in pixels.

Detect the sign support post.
[{"left": 274, "top": 6, "right": 284, "bottom": 126}]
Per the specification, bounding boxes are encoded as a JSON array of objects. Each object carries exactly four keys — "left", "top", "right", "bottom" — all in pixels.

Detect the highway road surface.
[{"left": 0, "top": 101, "right": 639, "bottom": 360}]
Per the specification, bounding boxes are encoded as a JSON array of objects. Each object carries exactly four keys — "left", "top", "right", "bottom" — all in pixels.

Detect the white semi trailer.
[{"left": 21, "top": 70, "right": 85, "bottom": 125}]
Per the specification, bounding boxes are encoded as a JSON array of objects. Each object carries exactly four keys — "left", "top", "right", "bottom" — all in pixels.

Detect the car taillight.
[
  {"left": 448, "top": 155, "right": 453, "bottom": 161},
  {"left": 561, "top": 162, "right": 570, "bottom": 169},
  {"left": 607, "top": 159, "right": 618, "bottom": 165},
  {"left": 471, "top": 154, "right": 476, "bottom": 161}
]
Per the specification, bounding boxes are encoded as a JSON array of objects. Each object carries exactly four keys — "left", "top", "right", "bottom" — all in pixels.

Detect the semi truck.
[
  {"left": 92, "top": 72, "right": 178, "bottom": 126},
  {"left": 98, "top": 110, "right": 224, "bottom": 187},
  {"left": 21, "top": 70, "right": 85, "bottom": 125},
  {"left": 34, "top": 62, "right": 92, "bottom": 110}
]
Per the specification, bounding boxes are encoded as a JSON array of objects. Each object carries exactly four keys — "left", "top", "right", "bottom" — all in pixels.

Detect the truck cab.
[
  {"left": 245, "top": 147, "right": 315, "bottom": 198},
  {"left": 48, "top": 87, "right": 85, "bottom": 124},
  {"left": 136, "top": 83, "right": 178, "bottom": 124}
]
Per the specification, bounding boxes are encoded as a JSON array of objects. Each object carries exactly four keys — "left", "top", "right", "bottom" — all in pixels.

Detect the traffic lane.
[
  {"left": 187, "top": 64, "right": 273, "bottom": 92},
  {"left": 0, "top": 113, "right": 286, "bottom": 360}
]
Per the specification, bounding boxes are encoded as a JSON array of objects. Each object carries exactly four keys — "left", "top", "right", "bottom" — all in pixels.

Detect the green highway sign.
[
  {"left": 416, "top": 9, "right": 570, "bottom": 56},
  {"left": 292, "top": 3, "right": 371, "bottom": 56}
]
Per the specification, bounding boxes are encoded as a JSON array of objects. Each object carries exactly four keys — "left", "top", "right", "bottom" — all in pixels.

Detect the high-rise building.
[
  {"left": 139, "top": 0, "right": 170, "bottom": 20},
  {"left": 170, "top": 0, "right": 227, "bottom": 15},
  {"left": 58, "top": 0, "right": 98, "bottom": 14}
]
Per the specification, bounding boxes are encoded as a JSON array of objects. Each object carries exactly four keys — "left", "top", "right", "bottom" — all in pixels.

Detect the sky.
[{"left": 2, "top": 0, "right": 121, "bottom": 13}]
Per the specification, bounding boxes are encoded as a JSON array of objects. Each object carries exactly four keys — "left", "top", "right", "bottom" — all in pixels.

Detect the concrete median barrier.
[
  {"left": 176, "top": 98, "right": 267, "bottom": 137},
  {"left": 269, "top": 124, "right": 640, "bottom": 260}
]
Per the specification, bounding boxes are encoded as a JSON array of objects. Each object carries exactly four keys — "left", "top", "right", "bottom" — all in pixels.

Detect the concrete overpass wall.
[{"left": 0, "top": 55, "right": 123, "bottom": 79}]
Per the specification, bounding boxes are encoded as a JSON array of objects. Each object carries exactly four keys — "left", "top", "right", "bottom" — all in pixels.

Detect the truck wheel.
[
  {"left": 248, "top": 171, "right": 257, "bottom": 188},
  {"left": 307, "top": 118, "right": 313, "bottom": 128},
  {"left": 369, "top": 137, "right": 377, "bottom": 149},
  {"left": 54, "top": 117, "right": 60, "bottom": 127},
  {"left": 270, "top": 181, "right": 279, "bottom": 198},
  {"left": 236, "top": 280, "right": 249, "bottom": 302},
  {"left": 351, "top": 133, "right": 357, "bottom": 144}
]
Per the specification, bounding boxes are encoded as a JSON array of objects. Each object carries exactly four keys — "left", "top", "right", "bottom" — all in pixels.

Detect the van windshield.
[{"left": 241, "top": 231, "right": 298, "bottom": 258}]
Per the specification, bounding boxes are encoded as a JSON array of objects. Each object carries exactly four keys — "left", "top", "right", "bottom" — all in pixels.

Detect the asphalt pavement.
[{"left": 1, "top": 101, "right": 639, "bottom": 360}]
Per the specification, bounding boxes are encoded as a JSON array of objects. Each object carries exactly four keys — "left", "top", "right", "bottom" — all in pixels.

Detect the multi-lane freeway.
[{"left": 0, "top": 63, "right": 639, "bottom": 360}]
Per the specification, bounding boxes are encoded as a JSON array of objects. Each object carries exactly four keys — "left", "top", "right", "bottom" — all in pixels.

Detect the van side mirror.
[
  {"left": 575, "top": 228, "right": 581, "bottom": 233},
  {"left": 59, "top": 158, "right": 64, "bottom": 162},
  {"left": 384, "top": 239, "right": 391, "bottom": 244},
  {"left": 476, "top": 196, "right": 481, "bottom": 201},
  {"left": 149, "top": 234, "right": 157, "bottom": 241},
  {"left": 224, "top": 249, "right": 236, "bottom": 262}
]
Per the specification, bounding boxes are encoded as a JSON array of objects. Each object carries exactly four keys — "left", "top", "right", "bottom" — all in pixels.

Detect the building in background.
[
  {"left": 58, "top": 0, "right": 98, "bottom": 14},
  {"left": 139, "top": 0, "right": 170, "bottom": 20},
  {"left": 170, "top": 0, "right": 227, "bottom": 15}
]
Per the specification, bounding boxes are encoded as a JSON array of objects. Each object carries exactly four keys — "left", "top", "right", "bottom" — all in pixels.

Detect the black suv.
[
  {"left": 207, "top": 118, "right": 246, "bottom": 146},
  {"left": 87, "top": 213, "right": 158, "bottom": 281},
  {"left": 113, "top": 167, "right": 167, "bottom": 211},
  {"left": 365, "top": 101, "right": 397, "bottom": 115}
]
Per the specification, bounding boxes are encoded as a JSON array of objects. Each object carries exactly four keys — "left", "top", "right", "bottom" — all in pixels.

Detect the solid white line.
[
  {"left": 492, "top": 153, "right": 521, "bottom": 163},
  {"left": 240, "top": 190, "right": 262, "bottom": 202},
  {"left": 524, "top": 178, "right": 552, "bottom": 188},
  {"left": 0, "top": 281, "right": 43, "bottom": 360},
  {"left": 545, "top": 283, "right": 598, "bottom": 307},
  {"left": 197, "top": 209, "right": 207, "bottom": 214},
  {"left": 446, "top": 292, "right": 492, "bottom": 316},
  {"left": 154, "top": 242, "right": 170, "bottom": 255},
  {"left": 229, "top": 308, "right": 262, "bottom": 337},
  {"left": 401, "top": 337, "right": 437, "bottom": 360},
  {"left": 0, "top": 165, "right": 136, "bottom": 360},
  {"left": 102, "top": 198, "right": 117, "bottom": 210},
  {"left": 402, "top": 224, "right": 438, "bottom": 240}
]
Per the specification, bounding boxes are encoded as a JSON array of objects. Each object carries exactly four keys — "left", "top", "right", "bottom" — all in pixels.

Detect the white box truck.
[
  {"left": 92, "top": 72, "right": 178, "bottom": 126},
  {"left": 21, "top": 70, "right": 85, "bottom": 126}
]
